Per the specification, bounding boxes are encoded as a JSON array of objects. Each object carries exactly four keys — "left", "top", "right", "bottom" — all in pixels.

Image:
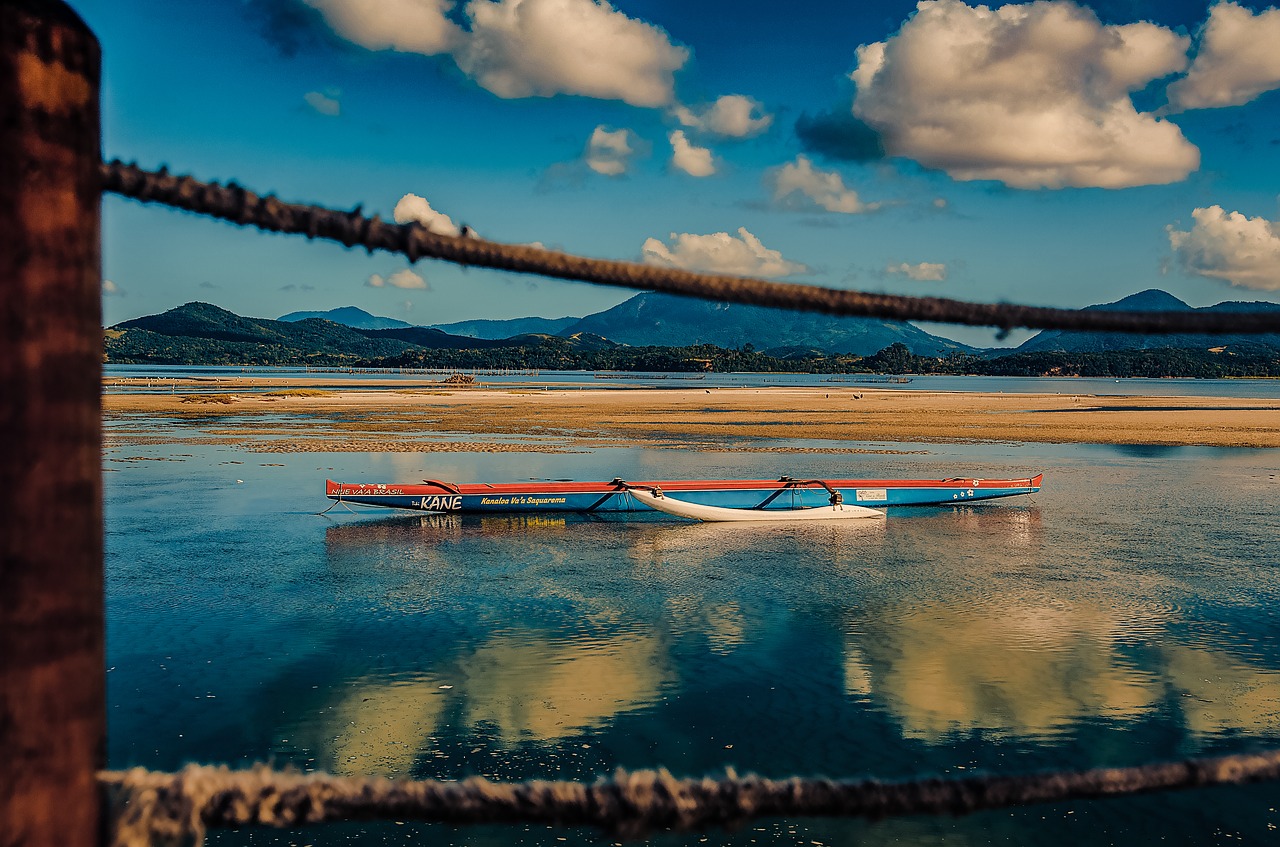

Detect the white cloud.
[
  {"left": 669, "top": 130, "right": 715, "bottom": 177},
  {"left": 673, "top": 95, "right": 773, "bottom": 138},
  {"left": 102, "top": 279, "right": 123, "bottom": 296},
  {"left": 458, "top": 0, "right": 687, "bottom": 106},
  {"left": 304, "top": 90, "right": 341, "bottom": 116},
  {"left": 310, "top": 0, "right": 687, "bottom": 107},
  {"left": 851, "top": 0, "right": 1197, "bottom": 189},
  {"left": 367, "top": 269, "right": 429, "bottom": 289},
  {"left": 769, "top": 155, "right": 879, "bottom": 213},
  {"left": 887, "top": 261, "right": 947, "bottom": 281},
  {"left": 585, "top": 126, "right": 637, "bottom": 176},
  {"left": 393, "top": 193, "right": 461, "bottom": 236},
  {"left": 1166, "top": 2, "right": 1280, "bottom": 112},
  {"left": 641, "top": 227, "right": 807, "bottom": 278},
  {"left": 304, "top": 0, "right": 461, "bottom": 54},
  {"left": 1167, "top": 206, "right": 1280, "bottom": 291}
]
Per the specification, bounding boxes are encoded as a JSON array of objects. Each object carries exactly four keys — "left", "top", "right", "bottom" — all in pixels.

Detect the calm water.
[
  {"left": 105, "top": 437, "right": 1280, "bottom": 845},
  {"left": 104, "top": 364, "right": 1280, "bottom": 399}
]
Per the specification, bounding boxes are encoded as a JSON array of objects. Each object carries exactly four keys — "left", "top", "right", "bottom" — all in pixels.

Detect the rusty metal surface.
[{"left": 0, "top": 2, "right": 104, "bottom": 846}]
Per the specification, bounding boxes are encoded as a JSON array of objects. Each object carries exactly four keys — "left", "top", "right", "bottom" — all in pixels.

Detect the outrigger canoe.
[{"left": 325, "top": 473, "right": 1042, "bottom": 514}]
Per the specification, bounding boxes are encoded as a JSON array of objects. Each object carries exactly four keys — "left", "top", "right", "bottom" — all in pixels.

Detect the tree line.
[
  {"left": 370, "top": 341, "right": 1280, "bottom": 378},
  {"left": 106, "top": 330, "right": 1280, "bottom": 378}
]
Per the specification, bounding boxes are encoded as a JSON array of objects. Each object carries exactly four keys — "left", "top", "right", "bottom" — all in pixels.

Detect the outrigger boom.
[{"left": 325, "top": 473, "right": 1043, "bottom": 514}]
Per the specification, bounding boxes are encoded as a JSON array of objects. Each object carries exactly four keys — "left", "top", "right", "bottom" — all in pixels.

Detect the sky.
[{"left": 81, "top": 0, "right": 1280, "bottom": 347}]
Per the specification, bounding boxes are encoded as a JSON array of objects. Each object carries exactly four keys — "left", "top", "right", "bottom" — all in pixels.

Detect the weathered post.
[{"left": 0, "top": 2, "right": 104, "bottom": 847}]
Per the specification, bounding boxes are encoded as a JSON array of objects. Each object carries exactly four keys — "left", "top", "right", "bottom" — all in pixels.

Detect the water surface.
[{"left": 105, "top": 438, "right": 1280, "bottom": 845}]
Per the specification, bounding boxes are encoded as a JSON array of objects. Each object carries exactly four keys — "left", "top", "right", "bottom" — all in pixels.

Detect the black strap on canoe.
[
  {"left": 607, "top": 478, "right": 665, "bottom": 507},
  {"left": 585, "top": 477, "right": 640, "bottom": 512},
  {"left": 754, "top": 477, "right": 843, "bottom": 509},
  {"left": 421, "top": 479, "right": 462, "bottom": 494}
]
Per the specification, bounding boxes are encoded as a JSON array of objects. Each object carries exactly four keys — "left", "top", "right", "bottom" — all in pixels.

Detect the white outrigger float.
[{"left": 627, "top": 485, "right": 884, "bottom": 522}]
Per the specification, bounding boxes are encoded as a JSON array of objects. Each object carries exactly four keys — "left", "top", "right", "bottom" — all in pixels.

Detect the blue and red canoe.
[{"left": 325, "top": 473, "right": 1043, "bottom": 514}]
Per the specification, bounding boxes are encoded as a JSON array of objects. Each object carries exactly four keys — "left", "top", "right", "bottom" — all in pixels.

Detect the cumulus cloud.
[
  {"left": 102, "top": 279, "right": 123, "bottom": 296},
  {"left": 641, "top": 227, "right": 806, "bottom": 278},
  {"left": 307, "top": 0, "right": 687, "bottom": 107},
  {"left": 304, "top": 89, "right": 341, "bottom": 116},
  {"left": 585, "top": 126, "right": 637, "bottom": 176},
  {"left": 367, "top": 269, "right": 429, "bottom": 289},
  {"left": 850, "top": 0, "right": 1197, "bottom": 189},
  {"left": 1166, "top": 2, "right": 1280, "bottom": 112},
  {"left": 887, "top": 261, "right": 947, "bottom": 281},
  {"left": 458, "top": 0, "right": 687, "bottom": 106},
  {"left": 393, "top": 193, "right": 461, "bottom": 236},
  {"left": 1167, "top": 206, "right": 1280, "bottom": 291},
  {"left": 669, "top": 130, "right": 715, "bottom": 177},
  {"left": 674, "top": 95, "right": 773, "bottom": 138},
  {"left": 769, "top": 155, "right": 880, "bottom": 214},
  {"left": 304, "top": 0, "right": 460, "bottom": 54}
]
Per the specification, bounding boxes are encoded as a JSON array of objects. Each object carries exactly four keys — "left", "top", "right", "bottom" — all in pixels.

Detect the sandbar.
[{"left": 101, "top": 376, "right": 1280, "bottom": 451}]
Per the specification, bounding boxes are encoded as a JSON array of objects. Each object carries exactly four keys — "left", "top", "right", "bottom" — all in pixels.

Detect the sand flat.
[{"left": 101, "top": 378, "right": 1280, "bottom": 450}]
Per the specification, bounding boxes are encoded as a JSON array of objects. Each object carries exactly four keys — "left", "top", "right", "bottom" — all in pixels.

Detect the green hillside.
[{"left": 108, "top": 302, "right": 415, "bottom": 365}]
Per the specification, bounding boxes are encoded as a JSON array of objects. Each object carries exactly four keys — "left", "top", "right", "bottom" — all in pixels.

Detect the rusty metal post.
[{"left": 0, "top": 2, "right": 104, "bottom": 847}]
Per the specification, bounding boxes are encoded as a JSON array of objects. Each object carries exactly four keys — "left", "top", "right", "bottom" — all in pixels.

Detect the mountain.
[
  {"left": 110, "top": 302, "right": 420, "bottom": 365},
  {"left": 509, "top": 331, "right": 619, "bottom": 352},
  {"left": 278, "top": 306, "right": 413, "bottom": 330},
  {"left": 105, "top": 303, "right": 616, "bottom": 365},
  {"left": 430, "top": 316, "right": 580, "bottom": 339},
  {"left": 559, "top": 292, "right": 973, "bottom": 356},
  {"left": 355, "top": 326, "right": 509, "bottom": 350},
  {"left": 1015, "top": 289, "right": 1280, "bottom": 354}
]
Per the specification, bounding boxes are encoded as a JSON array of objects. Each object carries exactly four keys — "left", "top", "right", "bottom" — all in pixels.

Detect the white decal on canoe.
[
  {"left": 418, "top": 495, "right": 463, "bottom": 511},
  {"left": 855, "top": 489, "right": 887, "bottom": 502}
]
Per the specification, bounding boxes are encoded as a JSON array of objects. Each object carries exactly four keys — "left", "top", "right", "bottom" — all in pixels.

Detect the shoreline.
[{"left": 102, "top": 378, "right": 1280, "bottom": 450}]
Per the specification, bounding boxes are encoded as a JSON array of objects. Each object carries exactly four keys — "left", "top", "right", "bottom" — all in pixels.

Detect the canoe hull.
[{"left": 325, "top": 473, "right": 1042, "bottom": 513}]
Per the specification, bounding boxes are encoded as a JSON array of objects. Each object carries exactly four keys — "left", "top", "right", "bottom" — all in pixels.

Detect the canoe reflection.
[
  {"left": 324, "top": 511, "right": 890, "bottom": 572},
  {"left": 323, "top": 512, "right": 569, "bottom": 549}
]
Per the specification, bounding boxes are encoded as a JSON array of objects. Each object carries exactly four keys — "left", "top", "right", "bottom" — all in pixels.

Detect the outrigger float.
[{"left": 325, "top": 473, "right": 1042, "bottom": 518}]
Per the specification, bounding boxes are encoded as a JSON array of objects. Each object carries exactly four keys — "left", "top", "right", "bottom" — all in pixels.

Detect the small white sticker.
[{"left": 856, "top": 488, "right": 887, "bottom": 502}]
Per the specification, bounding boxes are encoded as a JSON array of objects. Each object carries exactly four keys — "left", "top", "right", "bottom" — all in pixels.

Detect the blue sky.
[{"left": 84, "top": 0, "right": 1280, "bottom": 346}]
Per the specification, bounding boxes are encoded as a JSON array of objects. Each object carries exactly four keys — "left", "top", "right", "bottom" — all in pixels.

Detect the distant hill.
[
  {"left": 278, "top": 306, "right": 412, "bottom": 330},
  {"left": 354, "top": 326, "right": 509, "bottom": 350},
  {"left": 431, "top": 316, "right": 580, "bottom": 339},
  {"left": 509, "top": 331, "right": 619, "bottom": 352},
  {"left": 110, "top": 302, "right": 419, "bottom": 365},
  {"left": 1015, "top": 289, "right": 1280, "bottom": 354},
  {"left": 560, "top": 292, "right": 973, "bottom": 356},
  {"left": 106, "top": 302, "right": 615, "bottom": 365}
]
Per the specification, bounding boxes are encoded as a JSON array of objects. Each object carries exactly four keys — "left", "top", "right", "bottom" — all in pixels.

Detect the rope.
[
  {"left": 101, "top": 750, "right": 1280, "bottom": 846},
  {"left": 99, "top": 160, "right": 1280, "bottom": 336}
]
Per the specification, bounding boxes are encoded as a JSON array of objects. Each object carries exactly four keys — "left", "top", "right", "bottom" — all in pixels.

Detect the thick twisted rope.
[
  {"left": 100, "top": 161, "right": 1280, "bottom": 336},
  {"left": 101, "top": 749, "right": 1280, "bottom": 846}
]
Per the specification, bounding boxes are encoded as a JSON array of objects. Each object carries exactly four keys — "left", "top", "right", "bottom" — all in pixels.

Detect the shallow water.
[
  {"left": 104, "top": 364, "right": 1280, "bottom": 399},
  {"left": 105, "top": 439, "right": 1280, "bottom": 845}
]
